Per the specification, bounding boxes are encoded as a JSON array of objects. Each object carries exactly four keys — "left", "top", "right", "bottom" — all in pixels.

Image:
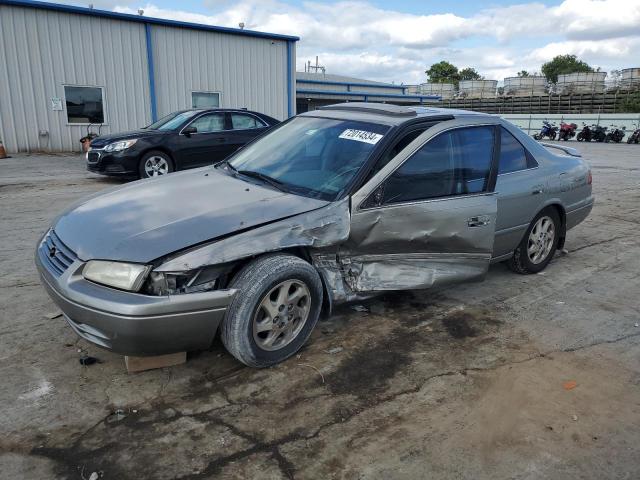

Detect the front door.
[
  {"left": 342, "top": 120, "right": 499, "bottom": 292},
  {"left": 176, "top": 112, "right": 230, "bottom": 168}
]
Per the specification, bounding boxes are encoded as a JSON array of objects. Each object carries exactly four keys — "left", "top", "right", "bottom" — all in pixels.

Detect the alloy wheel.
[
  {"left": 144, "top": 156, "right": 169, "bottom": 177},
  {"left": 252, "top": 280, "right": 311, "bottom": 351},
  {"left": 527, "top": 216, "right": 555, "bottom": 264}
]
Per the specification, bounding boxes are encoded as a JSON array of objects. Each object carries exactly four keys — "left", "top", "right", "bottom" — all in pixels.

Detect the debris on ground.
[
  {"left": 44, "top": 310, "right": 62, "bottom": 319},
  {"left": 325, "top": 347, "right": 344, "bottom": 355},
  {"left": 88, "top": 472, "right": 100, "bottom": 480},
  {"left": 106, "top": 409, "right": 127, "bottom": 424},
  {"left": 297, "top": 363, "right": 325, "bottom": 384},
  {"left": 79, "top": 355, "right": 99, "bottom": 366},
  {"left": 350, "top": 304, "right": 370, "bottom": 313},
  {"left": 563, "top": 380, "right": 578, "bottom": 390},
  {"left": 560, "top": 248, "right": 569, "bottom": 255},
  {"left": 635, "top": 323, "right": 639, "bottom": 327},
  {"left": 571, "top": 415, "right": 578, "bottom": 421}
]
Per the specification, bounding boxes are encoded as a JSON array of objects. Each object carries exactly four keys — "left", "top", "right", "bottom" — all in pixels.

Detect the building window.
[
  {"left": 192, "top": 92, "right": 220, "bottom": 109},
  {"left": 64, "top": 86, "right": 105, "bottom": 124}
]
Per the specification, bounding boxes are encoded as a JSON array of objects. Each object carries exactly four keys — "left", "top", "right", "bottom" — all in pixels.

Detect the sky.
[{"left": 61, "top": 0, "right": 640, "bottom": 84}]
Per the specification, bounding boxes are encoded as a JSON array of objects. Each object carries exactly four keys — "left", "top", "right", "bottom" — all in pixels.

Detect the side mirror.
[{"left": 183, "top": 126, "right": 197, "bottom": 136}]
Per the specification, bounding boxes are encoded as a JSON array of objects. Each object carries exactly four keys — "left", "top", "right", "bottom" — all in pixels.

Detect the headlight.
[
  {"left": 83, "top": 260, "right": 150, "bottom": 291},
  {"left": 104, "top": 139, "right": 138, "bottom": 152}
]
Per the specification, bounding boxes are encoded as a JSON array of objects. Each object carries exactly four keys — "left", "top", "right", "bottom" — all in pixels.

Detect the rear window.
[{"left": 499, "top": 127, "right": 537, "bottom": 174}]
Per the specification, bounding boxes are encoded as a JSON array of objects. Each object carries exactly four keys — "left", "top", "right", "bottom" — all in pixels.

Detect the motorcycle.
[
  {"left": 533, "top": 120, "right": 558, "bottom": 140},
  {"left": 592, "top": 125, "right": 608, "bottom": 143},
  {"left": 605, "top": 125, "right": 625, "bottom": 143},
  {"left": 558, "top": 122, "right": 578, "bottom": 141},
  {"left": 576, "top": 123, "right": 594, "bottom": 142},
  {"left": 626, "top": 127, "right": 640, "bottom": 144}
]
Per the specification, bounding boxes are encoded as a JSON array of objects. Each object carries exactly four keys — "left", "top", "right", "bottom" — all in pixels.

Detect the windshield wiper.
[
  {"left": 217, "top": 159, "right": 238, "bottom": 173},
  {"left": 237, "top": 170, "right": 287, "bottom": 192}
]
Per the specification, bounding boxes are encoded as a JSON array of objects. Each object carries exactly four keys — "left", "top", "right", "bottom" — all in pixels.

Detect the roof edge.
[{"left": 0, "top": 0, "right": 300, "bottom": 42}]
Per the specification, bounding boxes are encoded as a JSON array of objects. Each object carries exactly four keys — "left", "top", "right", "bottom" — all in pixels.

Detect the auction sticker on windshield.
[{"left": 339, "top": 129, "right": 383, "bottom": 145}]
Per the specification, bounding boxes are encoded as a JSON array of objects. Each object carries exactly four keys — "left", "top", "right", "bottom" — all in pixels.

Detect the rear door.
[
  {"left": 492, "top": 126, "right": 544, "bottom": 257},
  {"left": 175, "top": 112, "right": 228, "bottom": 168},
  {"left": 342, "top": 119, "right": 499, "bottom": 292},
  {"left": 225, "top": 112, "right": 269, "bottom": 154}
]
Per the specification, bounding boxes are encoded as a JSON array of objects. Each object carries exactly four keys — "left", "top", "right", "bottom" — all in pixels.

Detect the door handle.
[
  {"left": 531, "top": 185, "right": 544, "bottom": 195},
  {"left": 467, "top": 215, "right": 491, "bottom": 227}
]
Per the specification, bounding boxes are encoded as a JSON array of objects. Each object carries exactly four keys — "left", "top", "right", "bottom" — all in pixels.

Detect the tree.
[
  {"left": 459, "top": 67, "right": 483, "bottom": 81},
  {"left": 541, "top": 55, "right": 593, "bottom": 83},
  {"left": 517, "top": 70, "right": 530, "bottom": 77},
  {"left": 425, "top": 61, "right": 459, "bottom": 84}
]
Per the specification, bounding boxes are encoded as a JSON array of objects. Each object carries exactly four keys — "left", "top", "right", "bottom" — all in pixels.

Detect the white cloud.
[{"left": 108, "top": 0, "right": 640, "bottom": 83}]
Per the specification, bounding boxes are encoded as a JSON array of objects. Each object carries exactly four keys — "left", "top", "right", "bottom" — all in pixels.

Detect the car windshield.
[
  {"left": 225, "top": 116, "right": 389, "bottom": 200},
  {"left": 144, "top": 111, "right": 200, "bottom": 131}
]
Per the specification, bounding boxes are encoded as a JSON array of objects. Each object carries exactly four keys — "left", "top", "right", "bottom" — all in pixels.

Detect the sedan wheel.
[
  {"left": 252, "top": 280, "right": 311, "bottom": 351},
  {"left": 527, "top": 216, "right": 555, "bottom": 264},
  {"left": 221, "top": 254, "right": 323, "bottom": 367},
  {"left": 145, "top": 156, "right": 169, "bottom": 176},
  {"left": 508, "top": 208, "right": 560, "bottom": 274},
  {"left": 139, "top": 151, "right": 174, "bottom": 179}
]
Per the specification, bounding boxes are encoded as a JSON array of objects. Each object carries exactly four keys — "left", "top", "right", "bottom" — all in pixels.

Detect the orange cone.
[{"left": 0, "top": 142, "right": 7, "bottom": 159}]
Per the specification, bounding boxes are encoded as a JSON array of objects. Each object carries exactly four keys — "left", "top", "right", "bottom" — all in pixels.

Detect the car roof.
[{"left": 299, "top": 102, "right": 494, "bottom": 126}]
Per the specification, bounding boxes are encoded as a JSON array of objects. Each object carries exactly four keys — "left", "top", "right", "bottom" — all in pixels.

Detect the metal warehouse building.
[
  {"left": 296, "top": 72, "right": 438, "bottom": 113},
  {"left": 0, "top": 0, "right": 297, "bottom": 152}
]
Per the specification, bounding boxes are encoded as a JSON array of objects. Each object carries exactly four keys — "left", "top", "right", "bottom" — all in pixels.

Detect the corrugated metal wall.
[
  {"left": 0, "top": 5, "right": 150, "bottom": 152},
  {"left": 151, "top": 25, "right": 289, "bottom": 121},
  {"left": 0, "top": 4, "right": 293, "bottom": 152}
]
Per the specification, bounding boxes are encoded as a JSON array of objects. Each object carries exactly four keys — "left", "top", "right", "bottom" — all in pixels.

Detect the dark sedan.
[{"left": 86, "top": 108, "right": 279, "bottom": 178}]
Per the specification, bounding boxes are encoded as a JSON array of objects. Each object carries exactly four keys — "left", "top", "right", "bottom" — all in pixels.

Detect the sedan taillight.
[{"left": 587, "top": 170, "right": 592, "bottom": 185}]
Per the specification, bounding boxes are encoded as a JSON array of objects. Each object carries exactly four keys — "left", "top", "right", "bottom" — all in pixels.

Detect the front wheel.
[
  {"left": 221, "top": 254, "right": 323, "bottom": 367},
  {"left": 577, "top": 133, "right": 584, "bottom": 141},
  {"left": 139, "top": 151, "right": 174, "bottom": 178},
  {"left": 533, "top": 134, "right": 542, "bottom": 140},
  {"left": 549, "top": 131, "right": 556, "bottom": 140},
  {"left": 507, "top": 209, "right": 560, "bottom": 274}
]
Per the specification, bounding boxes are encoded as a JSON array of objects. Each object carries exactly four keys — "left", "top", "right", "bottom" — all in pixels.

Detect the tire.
[
  {"left": 139, "top": 150, "right": 174, "bottom": 179},
  {"left": 507, "top": 208, "right": 561, "bottom": 275},
  {"left": 604, "top": 134, "right": 611, "bottom": 143},
  {"left": 221, "top": 254, "right": 323, "bottom": 368},
  {"left": 627, "top": 137, "right": 633, "bottom": 144},
  {"left": 577, "top": 133, "right": 584, "bottom": 142},
  {"left": 550, "top": 131, "right": 556, "bottom": 140},
  {"left": 533, "top": 134, "right": 541, "bottom": 140}
]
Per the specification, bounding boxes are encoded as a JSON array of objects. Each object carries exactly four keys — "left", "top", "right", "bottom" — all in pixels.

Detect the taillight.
[{"left": 587, "top": 170, "right": 592, "bottom": 185}]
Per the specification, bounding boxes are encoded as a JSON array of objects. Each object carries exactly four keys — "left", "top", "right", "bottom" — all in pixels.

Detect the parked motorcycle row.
[{"left": 533, "top": 121, "right": 640, "bottom": 144}]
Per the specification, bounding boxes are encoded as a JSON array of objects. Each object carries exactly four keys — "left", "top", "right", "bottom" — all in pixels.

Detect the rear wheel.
[
  {"left": 221, "top": 254, "right": 323, "bottom": 367},
  {"left": 508, "top": 209, "right": 560, "bottom": 274},
  {"left": 139, "top": 151, "right": 174, "bottom": 179}
]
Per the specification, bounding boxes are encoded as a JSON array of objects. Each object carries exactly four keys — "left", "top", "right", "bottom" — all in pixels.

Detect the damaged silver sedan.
[{"left": 36, "top": 103, "right": 594, "bottom": 367}]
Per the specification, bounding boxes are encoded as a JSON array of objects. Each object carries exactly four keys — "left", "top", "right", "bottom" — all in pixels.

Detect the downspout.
[
  {"left": 144, "top": 23, "right": 158, "bottom": 122},
  {"left": 286, "top": 41, "right": 295, "bottom": 117}
]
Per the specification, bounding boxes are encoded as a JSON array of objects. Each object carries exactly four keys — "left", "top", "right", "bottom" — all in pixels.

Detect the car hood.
[
  {"left": 90, "top": 129, "right": 163, "bottom": 148},
  {"left": 53, "top": 168, "right": 329, "bottom": 263}
]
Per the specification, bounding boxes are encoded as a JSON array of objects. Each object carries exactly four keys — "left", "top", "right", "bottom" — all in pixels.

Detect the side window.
[
  {"left": 499, "top": 127, "right": 537, "bottom": 174},
  {"left": 369, "top": 128, "right": 427, "bottom": 179},
  {"left": 188, "top": 113, "right": 225, "bottom": 133},
  {"left": 231, "top": 113, "right": 265, "bottom": 130},
  {"left": 382, "top": 126, "right": 494, "bottom": 205}
]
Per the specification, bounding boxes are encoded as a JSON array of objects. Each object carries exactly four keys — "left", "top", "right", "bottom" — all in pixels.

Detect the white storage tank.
[
  {"left": 503, "top": 76, "right": 547, "bottom": 96},
  {"left": 419, "top": 83, "right": 455, "bottom": 99},
  {"left": 619, "top": 68, "right": 640, "bottom": 90},
  {"left": 458, "top": 80, "right": 497, "bottom": 98},
  {"left": 556, "top": 72, "right": 606, "bottom": 94}
]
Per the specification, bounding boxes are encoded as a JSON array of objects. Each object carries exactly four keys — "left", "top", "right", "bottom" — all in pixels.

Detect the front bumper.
[
  {"left": 86, "top": 148, "right": 139, "bottom": 177},
  {"left": 36, "top": 238, "right": 235, "bottom": 356}
]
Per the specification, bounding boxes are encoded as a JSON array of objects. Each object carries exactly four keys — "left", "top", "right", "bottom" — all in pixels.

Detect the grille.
[
  {"left": 87, "top": 150, "right": 101, "bottom": 164},
  {"left": 39, "top": 230, "right": 78, "bottom": 277}
]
